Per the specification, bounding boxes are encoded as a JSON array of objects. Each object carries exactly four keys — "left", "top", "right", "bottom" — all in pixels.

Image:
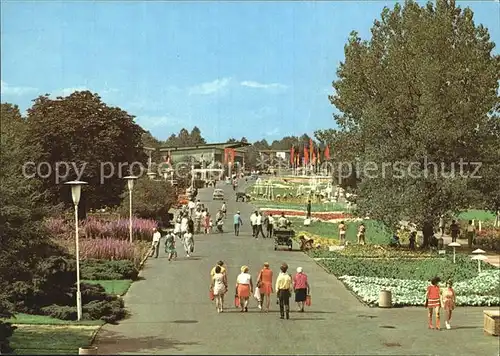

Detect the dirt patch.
[{"left": 94, "top": 330, "right": 199, "bottom": 353}]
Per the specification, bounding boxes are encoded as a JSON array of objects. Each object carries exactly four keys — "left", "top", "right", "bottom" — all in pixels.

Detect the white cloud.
[
  {"left": 135, "top": 114, "right": 187, "bottom": 128},
  {"left": 189, "top": 78, "right": 231, "bottom": 95},
  {"left": 240, "top": 81, "right": 287, "bottom": 90},
  {"left": 52, "top": 86, "right": 118, "bottom": 98},
  {"left": 57, "top": 87, "right": 91, "bottom": 96},
  {"left": 0, "top": 80, "right": 38, "bottom": 96}
]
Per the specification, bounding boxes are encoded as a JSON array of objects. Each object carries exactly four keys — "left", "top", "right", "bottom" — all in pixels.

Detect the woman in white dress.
[
  {"left": 183, "top": 232, "right": 194, "bottom": 258},
  {"left": 210, "top": 265, "right": 228, "bottom": 313}
]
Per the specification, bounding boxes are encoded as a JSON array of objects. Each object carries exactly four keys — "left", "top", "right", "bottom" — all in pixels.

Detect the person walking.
[
  {"left": 265, "top": 214, "right": 275, "bottom": 239},
  {"left": 211, "top": 265, "right": 228, "bottom": 313},
  {"left": 450, "top": 220, "right": 460, "bottom": 243},
  {"left": 357, "top": 223, "right": 366, "bottom": 245},
  {"left": 442, "top": 279, "right": 456, "bottom": 330},
  {"left": 425, "top": 276, "right": 442, "bottom": 330},
  {"left": 195, "top": 208, "right": 202, "bottom": 234},
  {"left": 211, "top": 260, "right": 227, "bottom": 277},
  {"left": 293, "top": 267, "right": 310, "bottom": 312},
  {"left": 250, "top": 211, "right": 258, "bottom": 237},
  {"left": 233, "top": 211, "right": 243, "bottom": 236},
  {"left": 256, "top": 262, "right": 273, "bottom": 312},
  {"left": 221, "top": 201, "right": 227, "bottom": 219},
  {"left": 235, "top": 266, "right": 253, "bottom": 312},
  {"left": 275, "top": 263, "right": 293, "bottom": 320},
  {"left": 306, "top": 200, "right": 312, "bottom": 219},
  {"left": 164, "top": 230, "right": 177, "bottom": 261},
  {"left": 183, "top": 232, "right": 195, "bottom": 258},
  {"left": 439, "top": 215, "right": 446, "bottom": 237},
  {"left": 188, "top": 199, "right": 196, "bottom": 217},
  {"left": 180, "top": 214, "right": 189, "bottom": 236},
  {"left": 151, "top": 228, "right": 161, "bottom": 258},
  {"left": 204, "top": 212, "right": 211, "bottom": 234},
  {"left": 466, "top": 220, "right": 475, "bottom": 248},
  {"left": 339, "top": 221, "right": 347, "bottom": 245},
  {"left": 255, "top": 212, "right": 265, "bottom": 239}
]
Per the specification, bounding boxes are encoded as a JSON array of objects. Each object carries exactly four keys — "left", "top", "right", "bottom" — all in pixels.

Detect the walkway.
[{"left": 94, "top": 182, "right": 499, "bottom": 355}]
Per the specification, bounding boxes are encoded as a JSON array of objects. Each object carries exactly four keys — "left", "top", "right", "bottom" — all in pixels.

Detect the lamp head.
[
  {"left": 64, "top": 180, "right": 88, "bottom": 206},
  {"left": 123, "top": 176, "right": 138, "bottom": 191}
]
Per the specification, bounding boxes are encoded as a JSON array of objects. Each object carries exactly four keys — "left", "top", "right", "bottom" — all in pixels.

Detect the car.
[{"left": 213, "top": 189, "right": 224, "bottom": 200}]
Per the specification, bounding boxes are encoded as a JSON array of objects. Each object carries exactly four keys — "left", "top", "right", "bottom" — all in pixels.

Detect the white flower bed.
[{"left": 339, "top": 270, "right": 500, "bottom": 307}]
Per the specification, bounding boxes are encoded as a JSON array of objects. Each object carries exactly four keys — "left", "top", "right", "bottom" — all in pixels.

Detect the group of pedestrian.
[
  {"left": 425, "top": 276, "right": 456, "bottom": 330},
  {"left": 336, "top": 221, "right": 366, "bottom": 245},
  {"left": 209, "top": 261, "right": 310, "bottom": 319}
]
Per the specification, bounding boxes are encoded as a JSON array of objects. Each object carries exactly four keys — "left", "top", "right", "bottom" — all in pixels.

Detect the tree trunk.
[{"left": 421, "top": 220, "right": 434, "bottom": 248}]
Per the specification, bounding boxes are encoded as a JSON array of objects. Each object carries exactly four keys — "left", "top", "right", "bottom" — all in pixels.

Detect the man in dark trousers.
[
  {"left": 275, "top": 263, "right": 293, "bottom": 319},
  {"left": 306, "top": 200, "right": 312, "bottom": 219},
  {"left": 450, "top": 220, "right": 460, "bottom": 242}
]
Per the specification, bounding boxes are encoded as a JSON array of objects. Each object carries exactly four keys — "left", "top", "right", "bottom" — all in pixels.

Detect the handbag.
[
  {"left": 305, "top": 295, "right": 311, "bottom": 306},
  {"left": 254, "top": 287, "right": 261, "bottom": 301},
  {"left": 234, "top": 294, "right": 240, "bottom": 307},
  {"left": 424, "top": 298, "right": 428, "bottom": 308},
  {"left": 209, "top": 289, "right": 214, "bottom": 301}
]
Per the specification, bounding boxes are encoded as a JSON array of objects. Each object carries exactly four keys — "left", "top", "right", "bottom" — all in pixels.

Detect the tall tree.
[
  {"left": 26, "top": 91, "right": 147, "bottom": 210},
  {"left": 329, "top": 0, "right": 500, "bottom": 245},
  {"left": 190, "top": 126, "right": 206, "bottom": 146}
]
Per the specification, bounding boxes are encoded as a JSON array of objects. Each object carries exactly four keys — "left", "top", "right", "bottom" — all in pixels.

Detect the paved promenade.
[{"left": 94, "top": 182, "right": 499, "bottom": 355}]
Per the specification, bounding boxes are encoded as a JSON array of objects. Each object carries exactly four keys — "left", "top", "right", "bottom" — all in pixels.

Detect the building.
[{"left": 157, "top": 141, "right": 250, "bottom": 179}]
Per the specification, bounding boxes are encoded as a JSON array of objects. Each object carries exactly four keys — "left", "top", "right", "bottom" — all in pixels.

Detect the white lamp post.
[
  {"left": 448, "top": 242, "right": 461, "bottom": 263},
  {"left": 471, "top": 254, "right": 487, "bottom": 272},
  {"left": 123, "top": 176, "right": 138, "bottom": 243},
  {"left": 64, "top": 180, "right": 87, "bottom": 321}
]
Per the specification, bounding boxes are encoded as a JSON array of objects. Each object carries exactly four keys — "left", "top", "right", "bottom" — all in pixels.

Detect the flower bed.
[
  {"left": 259, "top": 209, "right": 351, "bottom": 221},
  {"left": 45, "top": 216, "right": 157, "bottom": 241},
  {"left": 339, "top": 271, "right": 500, "bottom": 307},
  {"left": 475, "top": 228, "right": 500, "bottom": 251},
  {"left": 312, "top": 250, "right": 499, "bottom": 306}
]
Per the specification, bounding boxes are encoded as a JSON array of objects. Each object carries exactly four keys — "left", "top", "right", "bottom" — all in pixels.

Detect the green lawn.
[
  {"left": 9, "top": 325, "right": 98, "bottom": 355},
  {"left": 254, "top": 200, "right": 348, "bottom": 212},
  {"left": 2, "top": 313, "right": 104, "bottom": 326},
  {"left": 290, "top": 217, "right": 391, "bottom": 245},
  {"left": 82, "top": 279, "right": 133, "bottom": 295},
  {"left": 456, "top": 209, "right": 497, "bottom": 221}
]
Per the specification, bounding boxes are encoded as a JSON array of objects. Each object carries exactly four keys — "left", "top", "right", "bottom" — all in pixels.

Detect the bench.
[{"left": 483, "top": 310, "right": 500, "bottom": 336}]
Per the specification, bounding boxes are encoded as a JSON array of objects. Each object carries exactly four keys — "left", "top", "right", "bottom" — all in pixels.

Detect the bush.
[
  {"left": 83, "top": 299, "right": 126, "bottom": 324},
  {"left": 40, "top": 298, "right": 126, "bottom": 324},
  {"left": 117, "top": 177, "right": 177, "bottom": 226},
  {"left": 55, "top": 238, "right": 150, "bottom": 265},
  {"left": 81, "top": 259, "right": 139, "bottom": 280},
  {"left": 44, "top": 216, "right": 157, "bottom": 241},
  {"left": 0, "top": 321, "right": 16, "bottom": 354},
  {"left": 475, "top": 228, "right": 500, "bottom": 251}
]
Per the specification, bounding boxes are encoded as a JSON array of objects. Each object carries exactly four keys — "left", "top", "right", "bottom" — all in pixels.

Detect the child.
[
  {"left": 425, "top": 276, "right": 442, "bottom": 330},
  {"left": 208, "top": 219, "right": 213, "bottom": 233},
  {"left": 442, "top": 280, "right": 456, "bottom": 329}
]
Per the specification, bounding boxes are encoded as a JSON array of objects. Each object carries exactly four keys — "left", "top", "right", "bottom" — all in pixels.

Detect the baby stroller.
[{"left": 216, "top": 219, "right": 224, "bottom": 233}]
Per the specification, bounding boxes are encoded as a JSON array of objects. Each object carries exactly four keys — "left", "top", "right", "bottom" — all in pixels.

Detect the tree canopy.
[
  {"left": 25, "top": 91, "right": 147, "bottom": 210},
  {"left": 324, "top": 0, "right": 500, "bottom": 243}
]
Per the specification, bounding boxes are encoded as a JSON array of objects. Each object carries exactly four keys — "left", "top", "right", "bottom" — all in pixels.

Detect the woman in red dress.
[
  {"left": 425, "top": 276, "right": 442, "bottom": 330},
  {"left": 257, "top": 262, "right": 273, "bottom": 312}
]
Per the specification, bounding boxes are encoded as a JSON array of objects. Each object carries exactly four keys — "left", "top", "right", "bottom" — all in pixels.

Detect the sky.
[{"left": 1, "top": 1, "right": 499, "bottom": 143}]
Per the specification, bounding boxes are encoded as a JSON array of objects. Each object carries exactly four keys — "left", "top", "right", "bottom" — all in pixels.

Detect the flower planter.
[{"left": 79, "top": 346, "right": 98, "bottom": 355}]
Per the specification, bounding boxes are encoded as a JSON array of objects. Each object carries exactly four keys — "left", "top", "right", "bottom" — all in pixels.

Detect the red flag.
[
  {"left": 290, "top": 146, "right": 295, "bottom": 165},
  {"left": 304, "top": 146, "right": 309, "bottom": 165},
  {"left": 324, "top": 145, "right": 330, "bottom": 160}
]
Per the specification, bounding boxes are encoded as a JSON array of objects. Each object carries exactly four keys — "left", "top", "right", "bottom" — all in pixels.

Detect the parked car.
[{"left": 213, "top": 188, "right": 224, "bottom": 200}]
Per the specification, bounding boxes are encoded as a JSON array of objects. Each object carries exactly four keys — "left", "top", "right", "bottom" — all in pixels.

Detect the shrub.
[
  {"left": 45, "top": 216, "right": 157, "bottom": 241},
  {"left": 83, "top": 299, "right": 126, "bottom": 324},
  {"left": 40, "top": 305, "right": 77, "bottom": 320},
  {"left": 475, "top": 228, "right": 500, "bottom": 251},
  {"left": 80, "top": 259, "right": 139, "bottom": 280},
  {"left": 0, "top": 321, "right": 16, "bottom": 354},
  {"left": 117, "top": 177, "right": 177, "bottom": 225}
]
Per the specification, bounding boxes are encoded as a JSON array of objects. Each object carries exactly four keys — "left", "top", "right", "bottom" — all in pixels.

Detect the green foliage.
[
  {"left": 162, "top": 126, "right": 206, "bottom": 148},
  {"left": 0, "top": 320, "right": 16, "bottom": 354},
  {"left": 40, "top": 298, "right": 125, "bottom": 324},
  {"left": 311, "top": 244, "right": 434, "bottom": 258},
  {"left": 117, "top": 177, "right": 176, "bottom": 225},
  {"left": 8, "top": 325, "right": 97, "bottom": 355},
  {"left": 25, "top": 91, "right": 147, "bottom": 210},
  {"left": 80, "top": 259, "right": 139, "bottom": 280},
  {"left": 316, "top": 253, "right": 494, "bottom": 282},
  {"left": 82, "top": 280, "right": 133, "bottom": 296},
  {"left": 324, "top": 0, "right": 500, "bottom": 244}
]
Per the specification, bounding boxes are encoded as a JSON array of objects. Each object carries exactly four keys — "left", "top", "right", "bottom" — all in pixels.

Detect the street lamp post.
[
  {"left": 448, "top": 242, "right": 461, "bottom": 263},
  {"left": 64, "top": 180, "right": 87, "bottom": 321},
  {"left": 123, "top": 176, "right": 138, "bottom": 243}
]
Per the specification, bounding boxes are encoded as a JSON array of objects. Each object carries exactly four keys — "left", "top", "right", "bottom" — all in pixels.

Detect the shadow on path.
[{"left": 95, "top": 330, "right": 200, "bottom": 353}]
